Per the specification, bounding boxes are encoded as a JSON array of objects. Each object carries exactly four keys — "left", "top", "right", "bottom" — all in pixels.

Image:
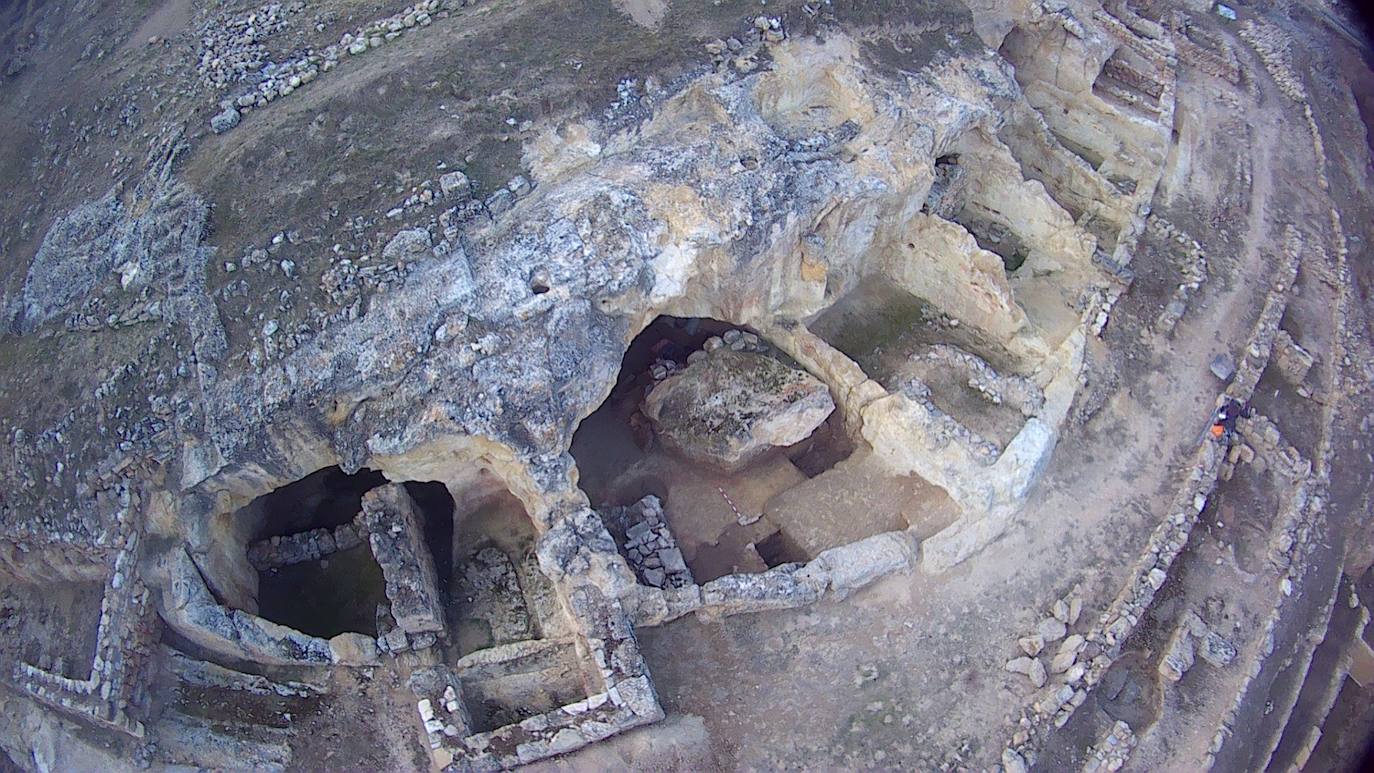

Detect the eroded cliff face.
[
  {"left": 1, "top": 0, "right": 1371, "bottom": 769},
  {"left": 0, "top": 12, "right": 1094, "bottom": 566}
]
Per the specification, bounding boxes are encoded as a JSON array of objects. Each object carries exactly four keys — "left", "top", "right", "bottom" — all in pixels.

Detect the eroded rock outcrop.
[{"left": 3, "top": 0, "right": 1368, "bottom": 768}]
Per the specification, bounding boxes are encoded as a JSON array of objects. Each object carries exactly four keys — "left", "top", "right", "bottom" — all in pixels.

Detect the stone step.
[
  {"left": 1207, "top": 534, "right": 1345, "bottom": 770},
  {"left": 1266, "top": 587, "right": 1368, "bottom": 772},
  {"left": 151, "top": 710, "right": 292, "bottom": 770}
]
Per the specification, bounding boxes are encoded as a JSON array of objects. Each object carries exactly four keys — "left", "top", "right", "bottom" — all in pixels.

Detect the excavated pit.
[
  {"left": 240, "top": 466, "right": 388, "bottom": 638},
  {"left": 256, "top": 545, "right": 386, "bottom": 639},
  {"left": 209, "top": 461, "right": 604, "bottom": 740},
  {"left": 924, "top": 152, "right": 1032, "bottom": 273},
  {"left": 4, "top": 0, "right": 1371, "bottom": 767},
  {"left": 233, "top": 467, "right": 458, "bottom": 640},
  {"left": 445, "top": 483, "right": 568, "bottom": 657},
  {"left": 458, "top": 638, "right": 606, "bottom": 734},
  {"left": 1050, "top": 129, "right": 1108, "bottom": 173},
  {"left": 1093, "top": 46, "right": 1166, "bottom": 120},
  {"left": 0, "top": 578, "right": 103, "bottom": 680},
  {"left": 572, "top": 315, "right": 881, "bottom": 582},
  {"left": 995, "top": 113, "right": 1127, "bottom": 254},
  {"left": 431, "top": 471, "right": 601, "bottom": 732},
  {"left": 1208, "top": 458, "right": 1289, "bottom": 574},
  {"left": 811, "top": 278, "right": 1034, "bottom": 452},
  {"left": 955, "top": 210, "right": 1031, "bottom": 273}
]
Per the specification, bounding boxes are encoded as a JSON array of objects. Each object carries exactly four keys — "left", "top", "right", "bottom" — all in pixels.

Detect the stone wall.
[
  {"left": 360, "top": 484, "right": 445, "bottom": 636},
  {"left": 246, "top": 519, "right": 364, "bottom": 570},
  {"left": 998, "top": 228, "right": 1305, "bottom": 766},
  {"left": 602, "top": 497, "right": 693, "bottom": 590},
  {"left": 205, "top": 0, "right": 479, "bottom": 134},
  {"left": 1147, "top": 215, "right": 1210, "bottom": 336},
  {"left": 11, "top": 483, "right": 153, "bottom": 738}
]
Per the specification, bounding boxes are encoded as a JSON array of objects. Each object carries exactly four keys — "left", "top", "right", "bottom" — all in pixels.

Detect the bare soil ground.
[{"left": 0, "top": 579, "right": 103, "bottom": 680}]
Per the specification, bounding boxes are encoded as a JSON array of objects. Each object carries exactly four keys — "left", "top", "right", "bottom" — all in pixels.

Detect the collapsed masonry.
[{"left": 5, "top": 0, "right": 1342, "bottom": 769}]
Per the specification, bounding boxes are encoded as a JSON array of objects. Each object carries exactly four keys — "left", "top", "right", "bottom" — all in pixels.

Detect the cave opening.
[
  {"left": 236, "top": 467, "right": 455, "bottom": 640},
  {"left": 243, "top": 466, "right": 388, "bottom": 638},
  {"left": 444, "top": 480, "right": 570, "bottom": 659},
  {"left": 571, "top": 315, "right": 871, "bottom": 584},
  {"left": 248, "top": 466, "right": 385, "bottom": 541},
  {"left": 408, "top": 480, "right": 456, "bottom": 600},
  {"left": 923, "top": 153, "right": 967, "bottom": 219}
]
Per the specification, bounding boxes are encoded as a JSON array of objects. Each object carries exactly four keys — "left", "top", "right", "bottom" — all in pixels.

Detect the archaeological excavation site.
[{"left": 3, "top": 0, "right": 1374, "bottom": 769}]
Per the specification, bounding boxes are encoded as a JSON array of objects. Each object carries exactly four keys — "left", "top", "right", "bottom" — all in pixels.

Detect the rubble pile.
[{"left": 615, "top": 497, "right": 693, "bottom": 590}]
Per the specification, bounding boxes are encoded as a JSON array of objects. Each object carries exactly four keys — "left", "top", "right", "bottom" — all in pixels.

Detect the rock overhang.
[{"left": 167, "top": 34, "right": 1030, "bottom": 505}]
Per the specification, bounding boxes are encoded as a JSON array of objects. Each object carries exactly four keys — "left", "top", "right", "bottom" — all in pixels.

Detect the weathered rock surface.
[
  {"left": 158, "top": 550, "right": 336, "bottom": 667},
  {"left": 644, "top": 349, "right": 835, "bottom": 471}
]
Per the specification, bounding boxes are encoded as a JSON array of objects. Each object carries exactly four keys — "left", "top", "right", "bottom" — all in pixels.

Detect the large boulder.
[{"left": 643, "top": 349, "right": 835, "bottom": 471}]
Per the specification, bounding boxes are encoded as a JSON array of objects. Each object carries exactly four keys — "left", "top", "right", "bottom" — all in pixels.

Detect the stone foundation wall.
[
  {"left": 11, "top": 483, "right": 153, "bottom": 738},
  {"left": 246, "top": 519, "right": 365, "bottom": 570},
  {"left": 360, "top": 484, "right": 445, "bottom": 636}
]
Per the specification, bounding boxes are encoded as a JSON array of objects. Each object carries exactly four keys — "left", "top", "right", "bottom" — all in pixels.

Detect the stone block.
[
  {"left": 811, "top": 531, "right": 916, "bottom": 599},
  {"left": 210, "top": 107, "right": 241, "bottom": 134},
  {"left": 440, "top": 171, "right": 471, "bottom": 198},
  {"left": 329, "top": 632, "right": 378, "bottom": 666},
  {"left": 698, "top": 562, "right": 827, "bottom": 618},
  {"left": 1197, "top": 631, "right": 1237, "bottom": 667}
]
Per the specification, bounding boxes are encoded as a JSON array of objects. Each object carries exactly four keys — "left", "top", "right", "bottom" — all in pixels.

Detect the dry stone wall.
[
  {"left": 360, "top": 484, "right": 445, "bottom": 636},
  {"left": 205, "top": 0, "right": 477, "bottom": 134},
  {"left": 246, "top": 519, "right": 364, "bottom": 570},
  {"left": 11, "top": 483, "right": 153, "bottom": 738},
  {"left": 999, "top": 223, "right": 1307, "bottom": 766}
]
